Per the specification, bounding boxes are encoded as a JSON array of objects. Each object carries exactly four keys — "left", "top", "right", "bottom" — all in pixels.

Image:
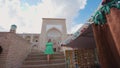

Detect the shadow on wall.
[{"left": 0, "top": 46, "right": 3, "bottom": 54}]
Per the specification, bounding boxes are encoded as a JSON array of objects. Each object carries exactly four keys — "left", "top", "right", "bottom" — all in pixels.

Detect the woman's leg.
[{"left": 47, "top": 54, "right": 50, "bottom": 62}]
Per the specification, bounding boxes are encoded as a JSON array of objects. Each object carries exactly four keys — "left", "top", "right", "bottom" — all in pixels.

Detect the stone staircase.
[
  {"left": 0, "top": 50, "right": 8, "bottom": 68},
  {"left": 21, "top": 52, "right": 66, "bottom": 68}
]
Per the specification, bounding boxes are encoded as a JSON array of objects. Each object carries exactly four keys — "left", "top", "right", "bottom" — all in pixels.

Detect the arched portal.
[{"left": 46, "top": 28, "right": 62, "bottom": 52}]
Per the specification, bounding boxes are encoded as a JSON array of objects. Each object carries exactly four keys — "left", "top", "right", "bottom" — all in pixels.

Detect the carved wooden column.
[
  {"left": 106, "top": 8, "right": 120, "bottom": 67},
  {"left": 92, "top": 24, "right": 109, "bottom": 68},
  {"left": 106, "top": 8, "right": 120, "bottom": 55},
  {"left": 92, "top": 24, "right": 120, "bottom": 68}
]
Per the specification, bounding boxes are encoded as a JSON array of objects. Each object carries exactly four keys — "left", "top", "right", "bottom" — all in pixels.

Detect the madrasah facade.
[{"left": 15, "top": 18, "right": 73, "bottom": 52}]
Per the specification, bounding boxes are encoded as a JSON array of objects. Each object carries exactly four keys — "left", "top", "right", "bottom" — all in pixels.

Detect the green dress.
[{"left": 44, "top": 42, "right": 54, "bottom": 54}]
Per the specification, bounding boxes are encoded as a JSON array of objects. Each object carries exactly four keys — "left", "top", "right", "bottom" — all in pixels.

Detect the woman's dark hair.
[
  {"left": 0, "top": 46, "right": 3, "bottom": 54},
  {"left": 48, "top": 39, "right": 51, "bottom": 42}
]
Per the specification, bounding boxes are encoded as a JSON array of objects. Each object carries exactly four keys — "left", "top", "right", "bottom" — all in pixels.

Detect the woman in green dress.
[{"left": 44, "top": 39, "right": 54, "bottom": 62}]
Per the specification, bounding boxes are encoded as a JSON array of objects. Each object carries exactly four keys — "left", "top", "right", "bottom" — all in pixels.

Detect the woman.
[{"left": 44, "top": 39, "right": 54, "bottom": 62}]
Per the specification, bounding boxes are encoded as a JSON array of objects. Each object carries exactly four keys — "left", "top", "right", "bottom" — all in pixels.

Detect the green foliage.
[{"left": 92, "top": 0, "right": 120, "bottom": 25}]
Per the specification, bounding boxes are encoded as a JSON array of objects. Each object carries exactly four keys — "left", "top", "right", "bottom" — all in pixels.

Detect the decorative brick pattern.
[{"left": 65, "top": 49, "right": 96, "bottom": 68}]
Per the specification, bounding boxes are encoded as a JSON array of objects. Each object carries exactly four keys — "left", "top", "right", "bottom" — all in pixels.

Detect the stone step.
[
  {"left": 0, "top": 53, "right": 8, "bottom": 55},
  {"left": 21, "top": 63, "right": 66, "bottom": 68},
  {"left": 23, "top": 59, "right": 65, "bottom": 65},
  {"left": 1, "top": 55, "right": 7, "bottom": 57},
  {"left": 0, "top": 55, "right": 7, "bottom": 58},
  {"left": 28, "top": 54, "right": 64, "bottom": 57},
  {"left": 0, "top": 58, "right": 7, "bottom": 60},
  {"left": 0, "top": 56, "right": 7, "bottom": 59},
  {"left": 28, "top": 53, "right": 64, "bottom": 57},
  {"left": 26, "top": 55, "right": 65, "bottom": 60},
  {"left": 1, "top": 52, "right": 8, "bottom": 55},
  {"left": 21, "top": 52, "right": 66, "bottom": 68},
  {"left": 30, "top": 52, "right": 63, "bottom": 54}
]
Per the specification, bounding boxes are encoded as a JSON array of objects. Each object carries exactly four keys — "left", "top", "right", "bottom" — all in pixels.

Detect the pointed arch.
[
  {"left": 46, "top": 27, "right": 62, "bottom": 34},
  {"left": 46, "top": 28, "right": 62, "bottom": 41}
]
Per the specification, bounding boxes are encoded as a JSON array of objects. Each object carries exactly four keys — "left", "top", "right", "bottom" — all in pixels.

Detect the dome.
[{"left": 11, "top": 24, "right": 17, "bottom": 30}]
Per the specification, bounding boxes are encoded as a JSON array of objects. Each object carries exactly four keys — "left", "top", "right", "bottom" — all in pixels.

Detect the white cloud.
[
  {"left": 0, "top": 26, "right": 6, "bottom": 32},
  {"left": 0, "top": 0, "right": 87, "bottom": 33}
]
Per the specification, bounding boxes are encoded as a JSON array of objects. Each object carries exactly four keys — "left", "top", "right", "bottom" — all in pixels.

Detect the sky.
[{"left": 0, "top": 0, "right": 101, "bottom": 34}]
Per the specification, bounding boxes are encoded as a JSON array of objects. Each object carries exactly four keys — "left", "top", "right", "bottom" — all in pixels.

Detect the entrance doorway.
[{"left": 47, "top": 28, "right": 62, "bottom": 52}]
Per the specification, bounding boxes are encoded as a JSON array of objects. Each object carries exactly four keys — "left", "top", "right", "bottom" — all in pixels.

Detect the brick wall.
[
  {"left": 0, "top": 32, "right": 31, "bottom": 68},
  {"left": 0, "top": 32, "right": 9, "bottom": 68}
]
